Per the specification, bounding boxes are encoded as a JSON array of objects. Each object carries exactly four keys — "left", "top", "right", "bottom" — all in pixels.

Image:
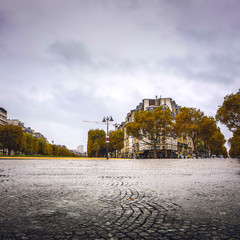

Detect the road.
[{"left": 0, "top": 158, "right": 240, "bottom": 239}]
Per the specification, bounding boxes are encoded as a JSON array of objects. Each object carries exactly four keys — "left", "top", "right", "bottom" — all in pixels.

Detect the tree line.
[
  {"left": 0, "top": 125, "right": 76, "bottom": 157},
  {"left": 88, "top": 89, "right": 240, "bottom": 158},
  {"left": 126, "top": 106, "right": 228, "bottom": 158}
]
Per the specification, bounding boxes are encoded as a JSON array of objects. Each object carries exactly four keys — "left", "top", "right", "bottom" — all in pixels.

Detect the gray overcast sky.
[{"left": 0, "top": 0, "right": 239, "bottom": 151}]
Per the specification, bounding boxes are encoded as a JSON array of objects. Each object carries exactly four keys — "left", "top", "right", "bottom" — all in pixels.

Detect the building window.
[{"left": 149, "top": 100, "right": 155, "bottom": 105}]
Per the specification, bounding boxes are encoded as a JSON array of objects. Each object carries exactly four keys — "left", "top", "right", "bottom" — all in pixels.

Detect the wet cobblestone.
[{"left": 0, "top": 158, "right": 240, "bottom": 239}]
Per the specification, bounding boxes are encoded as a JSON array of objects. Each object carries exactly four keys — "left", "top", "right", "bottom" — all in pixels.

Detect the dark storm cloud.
[{"left": 49, "top": 41, "right": 92, "bottom": 65}]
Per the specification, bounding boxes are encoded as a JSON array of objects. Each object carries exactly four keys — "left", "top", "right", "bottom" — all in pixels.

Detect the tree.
[
  {"left": 197, "top": 116, "right": 218, "bottom": 157},
  {"left": 46, "top": 143, "right": 53, "bottom": 155},
  {"left": 195, "top": 141, "right": 205, "bottom": 157},
  {"left": 87, "top": 129, "right": 106, "bottom": 157},
  {"left": 53, "top": 145, "right": 60, "bottom": 156},
  {"left": 208, "top": 127, "right": 227, "bottom": 157},
  {"left": 38, "top": 138, "right": 47, "bottom": 155},
  {"left": 23, "top": 133, "right": 34, "bottom": 155},
  {"left": 216, "top": 89, "right": 240, "bottom": 135},
  {"left": 126, "top": 106, "right": 175, "bottom": 159},
  {"left": 32, "top": 138, "right": 39, "bottom": 155},
  {"left": 0, "top": 125, "right": 24, "bottom": 155},
  {"left": 109, "top": 130, "right": 124, "bottom": 156},
  {"left": 228, "top": 131, "right": 240, "bottom": 158},
  {"left": 174, "top": 107, "right": 204, "bottom": 156}
]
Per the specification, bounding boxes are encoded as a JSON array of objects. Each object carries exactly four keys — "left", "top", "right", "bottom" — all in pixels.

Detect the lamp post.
[{"left": 102, "top": 116, "right": 114, "bottom": 159}]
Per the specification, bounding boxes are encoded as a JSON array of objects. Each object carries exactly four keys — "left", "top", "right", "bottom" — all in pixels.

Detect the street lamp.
[{"left": 102, "top": 116, "right": 114, "bottom": 159}]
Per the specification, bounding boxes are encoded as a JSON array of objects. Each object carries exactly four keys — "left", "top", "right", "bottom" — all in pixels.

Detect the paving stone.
[{"left": 0, "top": 158, "right": 239, "bottom": 239}]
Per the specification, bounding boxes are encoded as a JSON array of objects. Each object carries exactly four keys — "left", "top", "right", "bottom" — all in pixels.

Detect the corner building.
[{"left": 119, "top": 97, "right": 193, "bottom": 159}]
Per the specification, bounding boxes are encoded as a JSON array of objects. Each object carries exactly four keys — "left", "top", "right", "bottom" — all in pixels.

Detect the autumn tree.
[
  {"left": 46, "top": 143, "right": 53, "bottom": 155},
  {"left": 0, "top": 125, "right": 24, "bottom": 155},
  {"left": 174, "top": 107, "right": 204, "bottom": 156},
  {"left": 109, "top": 129, "right": 124, "bottom": 156},
  {"left": 195, "top": 142, "right": 205, "bottom": 156},
  {"left": 228, "top": 131, "right": 240, "bottom": 158},
  {"left": 38, "top": 138, "right": 47, "bottom": 155},
  {"left": 216, "top": 89, "right": 240, "bottom": 135},
  {"left": 208, "top": 127, "right": 227, "bottom": 157},
  {"left": 53, "top": 145, "right": 60, "bottom": 156},
  {"left": 23, "top": 133, "right": 35, "bottom": 155},
  {"left": 58, "top": 147, "right": 66, "bottom": 156},
  {"left": 126, "top": 106, "right": 175, "bottom": 159},
  {"left": 197, "top": 116, "right": 218, "bottom": 157},
  {"left": 87, "top": 129, "right": 106, "bottom": 157},
  {"left": 32, "top": 138, "right": 39, "bottom": 155}
]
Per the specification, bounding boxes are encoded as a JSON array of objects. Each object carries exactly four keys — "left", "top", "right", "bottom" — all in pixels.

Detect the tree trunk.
[
  {"left": 204, "top": 141, "right": 208, "bottom": 158},
  {"left": 2, "top": 145, "right": 4, "bottom": 156},
  {"left": 153, "top": 144, "right": 157, "bottom": 159},
  {"left": 192, "top": 138, "right": 197, "bottom": 157},
  {"left": 153, "top": 149, "right": 157, "bottom": 159}
]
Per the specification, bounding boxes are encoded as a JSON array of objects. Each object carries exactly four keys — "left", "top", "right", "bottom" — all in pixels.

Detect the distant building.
[
  {"left": 24, "top": 127, "right": 34, "bottom": 134},
  {"left": 7, "top": 119, "right": 24, "bottom": 128},
  {"left": 33, "top": 132, "right": 47, "bottom": 141},
  {"left": 57, "top": 145, "right": 67, "bottom": 148},
  {"left": 19, "top": 125, "right": 47, "bottom": 141},
  {"left": 77, "top": 145, "right": 84, "bottom": 153},
  {"left": 0, "top": 108, "right": 7, "bottom": 125}
]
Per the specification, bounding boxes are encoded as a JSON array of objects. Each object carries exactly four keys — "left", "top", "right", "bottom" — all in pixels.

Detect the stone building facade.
[
  {"left": 0, "top": 108, "right": 7, "bottom": 126},
  {"left": 118, "top": 97, "right": 193, "bottom": 159},
  {"left": 7, "top": 119, "right": 24, "bottom": 128}
]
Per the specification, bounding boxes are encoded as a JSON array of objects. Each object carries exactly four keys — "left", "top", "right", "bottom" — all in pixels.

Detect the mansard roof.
[{"left": 0, "top": 107, "right": 7, "bottom": 114}]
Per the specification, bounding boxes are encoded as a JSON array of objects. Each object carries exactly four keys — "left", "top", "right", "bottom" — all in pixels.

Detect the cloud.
[
  {"left": 49, "top": 41, "right": 92, "bottom": 66},
  {"left": 0, "top": 10, "right": 7, "bottom": 34},
  {"left": 159, "top": 53, "right": 240, "bottom": 84}
]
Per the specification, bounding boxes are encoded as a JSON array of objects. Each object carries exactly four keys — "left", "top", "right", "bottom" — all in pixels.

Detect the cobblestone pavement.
[{"left": 0, "top": 158, "right": 240, "bottom": 240}]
